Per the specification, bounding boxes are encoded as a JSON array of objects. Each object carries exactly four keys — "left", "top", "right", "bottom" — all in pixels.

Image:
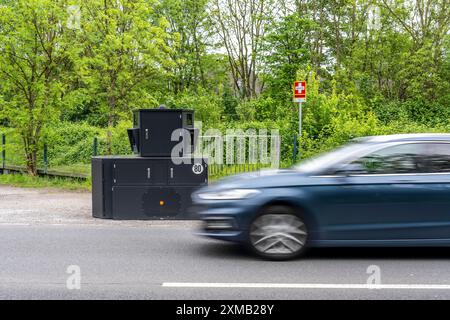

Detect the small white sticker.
[{"left": 192, "top": 163, "right": 204, "bottom": 175}]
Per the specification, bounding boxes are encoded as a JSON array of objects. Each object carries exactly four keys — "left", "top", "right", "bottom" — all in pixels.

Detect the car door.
[{"left": 313, "top": 142, "right": 450, "bottom": 241}]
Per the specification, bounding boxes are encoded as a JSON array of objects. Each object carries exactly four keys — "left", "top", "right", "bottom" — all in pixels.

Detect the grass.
[
  {"left": 0, "top": 173, "right": 91, "bottom": 191},
  {"left": 49, "top": 163, "right": 91, "bottom": 176}
]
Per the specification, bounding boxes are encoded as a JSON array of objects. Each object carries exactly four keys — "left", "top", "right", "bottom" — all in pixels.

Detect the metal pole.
[
  {"left": 2, "top": 133, "right": 5, "bottom": 172},
  {"left": 293, "top": 134, "right": 297, "bottom": 164},
  {"left": 298, "top": 102, "right": 302, "bottom": 160},
  {"left": 43, "top": 143, "right": 48, "bottom": 174},
  {"left": 93, "top": 137, "right": 98, "bottom": 156},
  {"left": 298, "top": 102, "right": 302, "bottom": 137}
]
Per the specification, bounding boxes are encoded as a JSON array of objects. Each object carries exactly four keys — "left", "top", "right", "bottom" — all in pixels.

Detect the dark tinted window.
[
  {"left": 133, "top": 111, "right": 140, "bottom": 127},
  {"left": 426, "top": 143, "right": 450, "bottom": 173},
  {"left": 351, "top": 143, "right": 427, "bottom": 174},
  {"left": 186, "top": 113, "right": 193, "bottom": 126}
]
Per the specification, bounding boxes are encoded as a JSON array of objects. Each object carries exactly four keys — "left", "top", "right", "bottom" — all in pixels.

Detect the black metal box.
[
  {"left": 92, "top": 156, "right": 207, "bottom": 220},
  {"left": 128, "top": 109, "right": 196, "bottom": 157}
]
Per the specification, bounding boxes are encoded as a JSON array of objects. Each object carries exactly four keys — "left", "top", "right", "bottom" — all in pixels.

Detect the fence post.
[
  {"left": 93, "top": 137, "right": 98, "bottom": 157},
  {"left": 43, "top": 143, "right": 48, "bottom": 174},
  {"left": 1, "top": 133, "right": 5, "bottom": 172},
  {"left": 293, "top": 134, "right": 298, "bottom": 164}
]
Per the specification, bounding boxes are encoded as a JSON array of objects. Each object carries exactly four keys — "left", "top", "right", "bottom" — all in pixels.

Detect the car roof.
[{"left": 354, "top": 134, "right": 450, "bottom": 143}]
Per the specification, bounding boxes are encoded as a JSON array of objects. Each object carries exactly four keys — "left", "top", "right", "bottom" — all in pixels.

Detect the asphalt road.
[{"left": 2, "top": 223, "right": 450, "bottom": 300}]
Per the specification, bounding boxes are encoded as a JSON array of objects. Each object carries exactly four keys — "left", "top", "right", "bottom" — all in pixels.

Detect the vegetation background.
[{"left": 0, "top": 0, "right": 448, "bottom": 187}]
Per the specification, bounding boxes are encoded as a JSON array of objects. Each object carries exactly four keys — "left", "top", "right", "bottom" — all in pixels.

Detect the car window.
[
  {"left": 349, "top": 143, "right": 427, "bottom": 174},
  {"left": 426, "top": 143, "right": 450, "bottom": 173},
  {"left": 295, "top": 142, "right": 374, "bottom": 174}
]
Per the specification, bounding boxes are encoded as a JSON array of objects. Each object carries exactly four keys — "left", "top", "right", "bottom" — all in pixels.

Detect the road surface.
[
  {"left": 2, "top": 224, "right": 450, "bottom": 299},
  {"left": 1, "top": 186, "right": 450, "bottom": 300}
]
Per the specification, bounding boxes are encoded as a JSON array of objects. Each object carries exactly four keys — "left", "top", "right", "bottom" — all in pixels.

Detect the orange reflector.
[{"left": 160, "top": 200, "right": 165, "bottom": 206}]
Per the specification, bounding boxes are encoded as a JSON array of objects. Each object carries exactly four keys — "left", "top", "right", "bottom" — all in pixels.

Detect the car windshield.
[{"left": 294, "top": 142, "right": 373, "bottom": 174}]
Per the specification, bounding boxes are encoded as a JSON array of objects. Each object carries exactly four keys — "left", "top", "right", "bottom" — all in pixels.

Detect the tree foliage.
[
  {"left": 0, "top": 0, "right": 448, "bottom": 173},
  {"left": 0, "top": 0, "right": 75, "bottom": 174}
]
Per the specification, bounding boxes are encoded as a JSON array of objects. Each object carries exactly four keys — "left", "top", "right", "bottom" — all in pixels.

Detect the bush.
[
  {"left": 171, "top": 89, "right": 223, "bottom": 128},
  {"left": 43, "top": 122, "right": 102, "bottom": 166},
  {"left": 41, "top": 121, "right": 133, "bottom": 167}
]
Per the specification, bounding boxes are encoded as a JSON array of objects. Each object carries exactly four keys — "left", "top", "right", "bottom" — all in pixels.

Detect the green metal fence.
[{"left": 201, "top": 133, "right": 281, "bottom": 179}]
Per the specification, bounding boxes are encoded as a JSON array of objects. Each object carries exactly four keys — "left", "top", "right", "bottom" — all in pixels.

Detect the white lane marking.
[{"left": 162, "top": 282, "right": 450, "bottom": 290}]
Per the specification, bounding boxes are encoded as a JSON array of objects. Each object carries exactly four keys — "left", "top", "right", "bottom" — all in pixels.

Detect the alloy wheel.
[{"left": 249, "top": 213, "right": 307, "bottom": 258}]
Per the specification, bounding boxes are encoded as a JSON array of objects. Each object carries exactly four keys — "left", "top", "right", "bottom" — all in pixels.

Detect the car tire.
[{"left": 247, "top": 206, "right": 308, "bottom": 260}]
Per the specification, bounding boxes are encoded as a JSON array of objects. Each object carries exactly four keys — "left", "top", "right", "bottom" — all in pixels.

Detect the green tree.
[
  {"left": 77, "top": 0, "right": 173, "bottom": 153},
  {"left": 0, "top": 0, "right": 75, "bottom": 175},
  {"left": 261, "top": 13, "right": 313, "bottom": 100},
  {"left": 210, "top": 0, "right": 275, "bottom": 99},
  {"left": 155, "top": 0, "right": 211, "bottom": 93}
]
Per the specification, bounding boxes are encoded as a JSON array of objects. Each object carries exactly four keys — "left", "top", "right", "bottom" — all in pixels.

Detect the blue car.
[{"left": 193, "top": 134, "right": 450, "bottom": 260}]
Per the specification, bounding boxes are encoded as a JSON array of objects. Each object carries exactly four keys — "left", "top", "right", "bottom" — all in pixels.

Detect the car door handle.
[
  {"left": 147, "top": 168, "right": 151, "bottom": 179},
  {"left": 145, "top": 129, "right": 149, "bottom": 140}
]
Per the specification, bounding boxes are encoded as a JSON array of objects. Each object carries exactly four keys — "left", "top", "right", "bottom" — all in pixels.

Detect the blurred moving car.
[{"left": 193, "top": 134, "right": 450, "bottom": 260}]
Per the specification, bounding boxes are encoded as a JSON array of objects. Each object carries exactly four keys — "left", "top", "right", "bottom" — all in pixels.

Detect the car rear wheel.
[{"left": 248, "top": 206, "right": 308, "bottom": 260}]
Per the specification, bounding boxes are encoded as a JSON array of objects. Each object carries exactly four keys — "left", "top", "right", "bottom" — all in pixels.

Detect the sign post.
[{"left": 293, "top": 81, "right": 306, "bottom": 137}]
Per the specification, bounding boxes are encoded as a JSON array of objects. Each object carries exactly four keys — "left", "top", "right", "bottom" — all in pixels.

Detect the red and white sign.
[{"left": 293, "top": 81, "right": 306, "bottom": 102}]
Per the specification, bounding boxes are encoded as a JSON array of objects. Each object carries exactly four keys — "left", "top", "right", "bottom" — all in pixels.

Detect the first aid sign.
[{"left": 293, "top": 81, "right": 306, "bottom": 102}]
